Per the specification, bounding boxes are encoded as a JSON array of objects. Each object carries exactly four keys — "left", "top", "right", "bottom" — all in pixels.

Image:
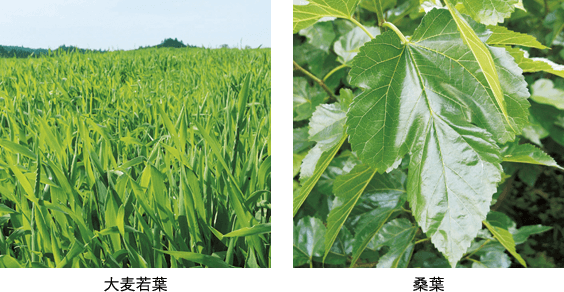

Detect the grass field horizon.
[{"left": 0, "top": 46, "right": 271, "bottom": 268}]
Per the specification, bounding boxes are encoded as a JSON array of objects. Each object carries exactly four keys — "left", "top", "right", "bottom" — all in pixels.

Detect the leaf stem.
[
  {"left": 374, "top": 2, "right": 385, "bottom": 26},
  {"left": 464, "top": 257, "right": 481, "bottom": 264},
  {"left": 323, "top": 63, "right": 349, "bottom": 82},
  {"left": 401, "top": 206, "right": 411, "bottom": 213},
  {"left": 415, "top": 237, "right": 431, "bottom": 245},
  {"left": 382, "top": 22, "right": 408, "bottom": 44},
  {"left": 349, "top": 17, "right": 375, "bottom": 39},
  {"left": 293, "top": 60, "right": 336, "bottom": 101},
  {"left": 464, "top": 239, "right": 491, "bottom": 259}
]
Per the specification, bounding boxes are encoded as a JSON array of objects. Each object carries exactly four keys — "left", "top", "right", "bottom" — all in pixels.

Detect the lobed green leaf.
[{"left": 346, "top": 8, "right": 531, "bottom": 266}]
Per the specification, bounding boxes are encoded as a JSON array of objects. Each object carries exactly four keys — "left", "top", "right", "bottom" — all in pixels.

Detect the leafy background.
[{"left": 293, "top": 0, "right": 564, "bottom": 268}]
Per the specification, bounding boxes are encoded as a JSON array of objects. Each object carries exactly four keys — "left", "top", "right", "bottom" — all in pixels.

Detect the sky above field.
[{"left": 0, "top": 0, "right": 270, "bottom": 50}]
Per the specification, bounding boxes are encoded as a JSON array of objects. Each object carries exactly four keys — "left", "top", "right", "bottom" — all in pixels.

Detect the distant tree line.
[
  {"left": 139, "top": 38, "right": 197, "bottom": 49},
  {"left": 0, "top": 45, "right": 48, "bottom": 58},
  {"left": 0, "top": 38, "right": 199, "bottom": 58},
  {"left": 158, "top": 38, "right": 197, "bottom": 48}
]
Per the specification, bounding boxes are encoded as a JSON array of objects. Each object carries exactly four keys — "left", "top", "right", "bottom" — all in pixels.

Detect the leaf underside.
[{"left": 346, "top": 8, "right": 529, "bottom": 267}]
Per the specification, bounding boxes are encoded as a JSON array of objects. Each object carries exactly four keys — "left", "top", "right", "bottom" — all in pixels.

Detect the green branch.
[
  {"left": 383, "top": 21, "right": 408, "bottom": 44},
  {"left": 349, "top": 17, "right": 375, "bottom": 39},
  {"left": 323, "top": 63, "right": 349, "bottom": 82},
  {"left": 293, "top": 60, "right": 336, "bottom": 101}
]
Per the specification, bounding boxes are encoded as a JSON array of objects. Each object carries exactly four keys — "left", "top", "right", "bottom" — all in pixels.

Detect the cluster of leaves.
[{"left": 293, "top": 0, "right": 564, "bottom": 268}]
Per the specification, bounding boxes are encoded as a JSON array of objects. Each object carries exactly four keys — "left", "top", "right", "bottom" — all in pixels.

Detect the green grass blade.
[
  {"left": 5, "top": 155, "right": 36, "bottom": 203},
  {"left": 0, "top": 139, "right": 37, "bottom": 160},
  {"left": 156, "top": 250, "right": 233, "bottom": 268},
  {"left": 0, "top": 255, "right": 23, "bottom": 268},
  {"left": 223, "top": 223, "right": 271, "bottom": 238},
  {"left": 56, "top": 239, "right": 86, "bottom": 268},
  {"left": 193, "top": 120, "right": 252, "bottom": 224}
]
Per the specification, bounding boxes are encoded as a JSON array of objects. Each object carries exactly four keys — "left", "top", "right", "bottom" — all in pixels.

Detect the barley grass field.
[{"left": 0, "top": 47, "right": 271, "bottom": 268}]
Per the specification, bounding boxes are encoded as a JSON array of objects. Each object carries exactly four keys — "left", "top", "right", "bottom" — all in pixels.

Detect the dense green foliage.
[
  {"left": 293, "top": 0, "right": 564, "bottom": 268},
  {"left": 0, "top": 47, "right": 271, "bottom": 268}
]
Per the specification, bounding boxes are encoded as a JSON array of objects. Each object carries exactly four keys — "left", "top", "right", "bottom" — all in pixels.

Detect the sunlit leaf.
[
  {"left": 451, "top": 0, "right": 519, "bottom": 25},
  {"left": 530, "top": 79, "right": 564, "bottom": 110},
  {"left": 483, "top": 220, "right": 527, "bottom": 267},
  {"left": 486, "top": 26, "right": 548, "bottom": 49},
  {"left": 501, "top": 142, "right": 564, "bottom": 170},
  {"left": 446, "top": 2, "right": 515, "bottom": 133},
  {"left": 505, "top": 47, "right": 564, "bottom": 78},
  {"left": 293, "top": 0, "right": 362, "bottom": 33},
  {"left": 324, "top": 164, "right": 377, "bottom": 261},
  {"left": 223, "top": 223, "right": 271, "bottom": 238},
  {"left": 346, "top": 8, "right": 530, "bottom": 267},
  {"left": 294, "top": 136, "right": 347, "bottom": 216},
  {"left": 334, "top": 26, "right": 381, "bottom": 64},
  {"left": 293, "top": 216, "right": 326, "bottom": 267}
]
